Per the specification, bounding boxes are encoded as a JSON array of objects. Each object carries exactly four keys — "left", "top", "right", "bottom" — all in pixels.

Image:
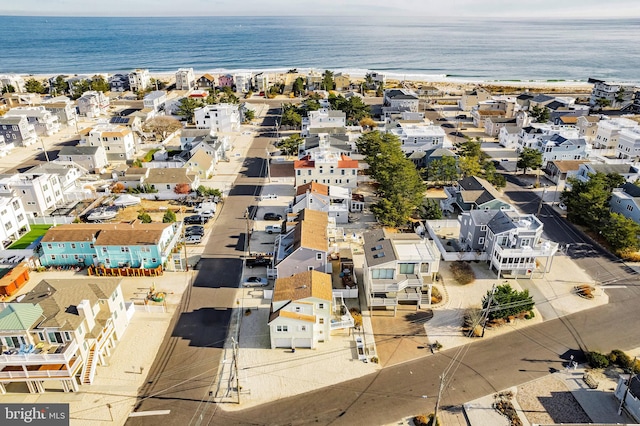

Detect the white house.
[
  {"left": 288, "top": 182, "right": 352, "bottom": 224},
  {"left": 143, "top": 168, "right": 199, "bottom": 199},
  {"left": 294, "top": 150, "right": 359, "bottom": 189},
  {"left": 56, "top": 145, "right": 108, "bottom": 173},
  {"left": 175, "top": 68, "right": 195, "bottom": 91},
  {"left": 143, "top": 91, "right": 167, "bottom": 113},
  {"left": 26, "top": 163, "right": 87, "bottom": 203},
  {"left": 458, "top": 87, "right": 492, "bottom": 111},
  {"left": 0, "top": 195, "right": 30, "bottom": 244},
  {"left": 41, "top": 96, "right": 77, "bottom": 127},
  {"left": 362, "top": 229, "right": 440, "bottom": 316},
  {"left": 589, "top": 78, "right": 636, "bottom": 108},
  {"left": 4, "top": 106, "right": 60, "bottom": 136},
  {"left": 128, "top": 69, "right": 150, "bottom": 92},
  {"left": 82, "top": 124, "right": 136, "bottom": 162},
  {"left": 0, "top": 172, "right": 64, "bottom": 218},
  {"left": 383, "top": 89, "right": 419, "bottom": 114},
  {"left": 593, "top": 117, "right": 638, "bottom": 150},
  {"left": 233, "top": 72, "right": 253, "bottom": 93},
  {"left": 535, "top": 134, "right": 589, "bottom": 166},
  {"left": 616, "top": 127, "right": 640, "bottom": 160},
  {"left": 387, "top": 122, "right": 447, "bottom": 154},
  {"left": 268, "top": 270, "right": 334, "bottom": 349},
  {"left": 77, "top": 91, "right": 110, "bottom": 118},
  {"left": 0, "top": 116, "right": 37, "bottom": 147},
  {"left": 301, "top": 109, "right": 347, "bottom": 137},
  {"left": 194, "top": 104, "right": 240, "bottom": 133},
  {"left": 0, "top": 278, "right": 130, "bottom": 393},
  {"left": 575, "top": 162, "right": 640, "bottom": 184},
  {"left": 0, "top": 74, "right": 25, "bottom": 93},
  {"left": 498, "top": 125, "right": 521, "bottom": 148}
]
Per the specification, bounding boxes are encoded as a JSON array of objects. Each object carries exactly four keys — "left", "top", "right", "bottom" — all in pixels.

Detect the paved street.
[{"left": 126, "top": 110, "right": 278, "bottom": 425}]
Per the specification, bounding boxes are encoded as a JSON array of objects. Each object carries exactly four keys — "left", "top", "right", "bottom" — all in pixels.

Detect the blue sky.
[{"left": 2, "top": 0, "right": 639, "bottom": 17}]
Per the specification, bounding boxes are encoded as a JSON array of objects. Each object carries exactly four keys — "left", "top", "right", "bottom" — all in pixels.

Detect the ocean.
[{"left": 0, "top": 15, "right": 639, "bottom": 83}]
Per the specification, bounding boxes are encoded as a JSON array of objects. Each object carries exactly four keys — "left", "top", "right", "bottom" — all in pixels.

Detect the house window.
[
  {"left": 480, "top": 225, "right": 487, "bottom": 231},
  {"left": 319, "top": 318, "right": 324, "bottom": 324},
  {"left": 295, "top": 307, "right": 301, "bottom": 313},
  {"left": 316, "top": 253, "right": 322, "bottom": 260},
  {"left": 37, "top": 332, "right": 45, "bottom": 341},
  {"left": 372, "top": 269, "right": 394, "bottom": 279},
  {"left": 627, "top": 205, "right": 634, "bottom": 211},
  {"left": 276, "top": 325, "right": 288, "bottom": 332},
  {"left": 47, "top": 243, "right": 52, "bottom": 249},
  {"left": 399, "top": 264, "right": 415, "bottom": 274},
  {"left": 50, "top": 255, "right": 56, "bottom": 260},
  {"left": 478, "top": 237, "right": 485, "bottom": 245},
  {"left": 318, "top": 303, "right": 325, "bottom": 309},
  {"left": 520, "top": 239, "right": 530, "bottom": 247},
  {"left": 102, "top": 247, "right": 107, "bottom": 253},
  {"left": 71, "top": 243, "right": 76, "bottom": 249},
  {"left": 308, "top": 266, "right": 314, "bottom": 271},
  {"left": 63, "top": 332, "right": 71, "bottom": 341},
  {"left": 299, "top": 325, "right": 307, "bottom": 332},
  {"left": 114, "top": 310, "right": 118, "bottom": 319},
  {"left": 151, "top": 258, "right": 157, "bottom": 263},
  {"left": 121, "top": 247, "right": 130, "bottom": 252}
]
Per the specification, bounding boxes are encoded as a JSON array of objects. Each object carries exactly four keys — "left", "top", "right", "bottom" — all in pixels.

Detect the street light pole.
[{"left": 244, "top": 208, "right": 251, "bottom": 257}]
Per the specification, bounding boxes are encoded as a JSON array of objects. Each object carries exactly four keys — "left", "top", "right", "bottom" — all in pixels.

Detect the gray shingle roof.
[
  {"left": 487, "top": 211, "right": 517, "bottom": 235},
  {"left": 363, "top": 229, "right": 397, "bottom": 266},
  {"left": 58, "top": 145, "right": 100, "bottom": 156}
]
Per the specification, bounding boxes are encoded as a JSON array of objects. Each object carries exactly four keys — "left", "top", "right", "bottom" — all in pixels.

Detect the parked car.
[
  {"left": 185, "top": 235, "right": 202, "bottom": 244},
  {"left": 558, "top": 202, "right": 567, "bottom": 211},
  {"left": 186, "top": 226, "right": 205, "bottom": 236},
  {"left": 455, "top": 114, "right": 468, "bottom": 119},
  {"left": 260, "top": 193, "right": 278, "bottom": 200},
  {"left": 243, "top": 276, "right": 268, "bottom": 287},
  {"left": 246, "top": 257, "right": 271, "bottom": 268},
  {"left": 264, "top": 212, "right": 283, "bottom": 221},
  {"left": 184, "top": 215, "right": 207, "bottom": 224},
  {"left": 266, "top": 225, "right": 282, "bottom": 234},
  {"left": 201, "top": 210, "right": 215, "bottom": 219}
]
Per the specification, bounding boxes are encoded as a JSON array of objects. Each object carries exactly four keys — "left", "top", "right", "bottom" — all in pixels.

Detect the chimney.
[{"left": 76, "top": 299, "right": 96, "bottom": 332}]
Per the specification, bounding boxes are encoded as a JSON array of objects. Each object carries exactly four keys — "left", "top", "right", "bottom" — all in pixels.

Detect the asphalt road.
[{"left": 126, "top": 110, "right": 278, "bottom": 425}]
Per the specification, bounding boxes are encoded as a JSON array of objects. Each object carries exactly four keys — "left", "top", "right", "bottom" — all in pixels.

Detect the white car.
[
  {"left": 184, "top": 235, "right": 202, "bottom": 244},
  {"left": 243, "top": 276, "right": 268, "bottom": 287},
  {"left": 558, "top": 202, "right": 567, "bottom": 211},
  {"left": 201, "top": 210, "right": 215, "bottom": 219}
]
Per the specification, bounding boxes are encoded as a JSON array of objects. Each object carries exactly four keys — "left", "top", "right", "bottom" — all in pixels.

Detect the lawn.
[{"left": 9, "top": 225, "right": 52, "bottom": 249}]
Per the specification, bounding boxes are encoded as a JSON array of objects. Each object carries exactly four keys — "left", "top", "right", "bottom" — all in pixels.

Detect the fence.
[
  {"left": 425, "top": 219, "right": 488, "bottom": 262},
  {"left": 28, "top": 216, "right": 74, "bottom": 225}
]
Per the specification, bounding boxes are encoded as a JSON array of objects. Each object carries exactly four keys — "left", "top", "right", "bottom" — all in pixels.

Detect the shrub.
[
  {"left": 586, "top": 351, "right": 610, "bottom": 368},
  {"left": 609, "top": 349, "right": 632, "bottom": 369},
  {"left": 162, "top": 210, "right": 177, "bottom": 223},
  {"left": 524, "top": 310, "right": 535, "bottom": 320},
  {"left": 349, "top": 308, "right": 363, "bottom": 328},
  {"left": 413, "top": 413, "right": 440, "bottom": 426},
  {"left": 137, "top": 212, "right": 152, "bottom": 223},
  {"left": 431, "top": 286, "right": 443, "bottom": 304},
  {"left": 483, "top": 284, "right": 534, "bottom": 321},
  {"left": 450, "top": 261, "right": 475, "bottom": 285}
]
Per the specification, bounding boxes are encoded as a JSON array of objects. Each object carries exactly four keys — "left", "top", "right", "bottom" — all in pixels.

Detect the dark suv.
[
  {"left": 246, "top": 257, "right": 271, "bottom": 268},
  {"left": 184, "top": 215, "right": 207, "bottom": 225},
  {"left": 186, "top": 226, "right": 205, "bottom": 236},
  {"left": 263, "top": 212, "right": 283, "bottom": 221}
]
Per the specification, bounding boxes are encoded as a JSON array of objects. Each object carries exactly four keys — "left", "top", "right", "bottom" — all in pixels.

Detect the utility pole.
[
  {"left": 619, "top": 357, "right": 637, "bottom": 415},
  {"left": 232, "top": 337, "right": 240, "bottom": 404},
  {"left": 433, "top": 374, "right": 445, "bottom": 424},
  {"left": 536, "top": 187, "right": 547, "bottom": 217},
  {"left": 244, "top": 208, "right": 251, "bottom": 256},
  {"left": 481, "top": 283, "right": 497, "bottom": 337},
  {"left": 182, "top": 206, "right": 189, "bottom": 271}
]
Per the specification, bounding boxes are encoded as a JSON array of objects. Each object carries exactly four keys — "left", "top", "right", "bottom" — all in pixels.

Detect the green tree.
[
  {"left": 517, "top": 148, "right": 543, "bottom": 175},
  {"left": 196, "top": 186, "right": 222, "bottom": 198},
  {"left": 24, "top": 78, "right": 46, "bottom": 94},
  {"left": 137, "top": 212, "right": 152, "bottom": 223},
  {"left": 143, "top": 116, "right": 183, "bottom": 140},
  {"left": 482, "top": 284, "right": 534, "bottom": 321},
  {"left": 459, "top": 155, "right": 482, "bottom": 178},
  {"left": 419, "top": 199, "right": 443, "bottom": 220},
  {"left": 280, "top": 103, "right": 302, "bottom": 127},
  {"left": 457, "top": 139, "right": 483, "bottom": 159},
  {"left": 277, "top": 134, "right": 304, "bottom": 156},
  {"left": 91, "top": 75, "right": 110, "bottom": 92},
  {"left": 292, "top": 77, "right": 305, "bottom": 96},
  {"left": 364, "top": 73, "right": 374, "bottom": 89},
  {"left": 71, "top": 79, "right": 92, "bottom": 99},
  {"left": 162, "top": 210, "right": 177, "bottom": 223},
  {"left": 426, "top": 156, "right": 458, "bottom": 185},
  {"left": 243, "top": 109, "right": 255, "bottom": 122},
  {"left": 594, "top": 98, "right": 611, "bottom": 111},
  {"left": 530, "top": 105, "right": 550, "bottom": 123},
  {"left": 1, "top": 84, "right": 15, "bottom": 94},
  {"left": 561, "top": 172, "right": 615, "bottom": 228},
  {"left": 176, "top": 97, "right": 203, "bottom": 123},
  {"left": 302, "top": 98, "right": 321, "bottom": 113},
  {"left": 322, "top": 70, "right": 335, "bottom": 91},
  {"left": 615, "top": 87, "right": 626, "bottom": 104},
  {"left": 600, "top": 213, "right": 640, "bottom": 253},
  {"left": 52, "top": 75, "right": 69, "bottom": 95}
]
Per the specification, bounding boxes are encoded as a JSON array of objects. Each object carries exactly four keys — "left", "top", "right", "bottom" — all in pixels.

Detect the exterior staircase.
[{"left": 82, "top": 344, "right": 97, "bottom": 385}]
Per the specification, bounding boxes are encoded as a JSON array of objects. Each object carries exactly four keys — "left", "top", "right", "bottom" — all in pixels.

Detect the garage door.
[
  {"left": 293, "top": 338, "right": 312, "bottom": 349},
  {"left": 273, "top": 338, "right": 291, "bottom": 348}
]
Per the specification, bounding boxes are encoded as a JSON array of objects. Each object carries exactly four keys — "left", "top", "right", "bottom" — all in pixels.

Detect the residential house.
[
  {"left": 26, "top": 163, "right": 86, "bottom": 202},
  {"left": 288, "top": 182, "right": 353, "bottom": 223},
  {"left": 194, "top": 104, "right": 240, "bottom": 133},
  {"left": 39, "top": 222, "right": 179, "bottom": 268},
  {"left": 458, "top": 87, "right": 492, "bottom": 111},
  {"left": 549, "top": 104, "right": 590, "bottom": 125},
  {"left": 82, "top": 124, "right": 136, "bottom": 162},
  {"left": 0, "top": 74, "right": 25, "bottom": 93},
  {"left": 0, "top": 172, "right": 64, "bottom": 218},
  {"left": 575, "top": 163, "right": 640, "bottom": 184},
  {"left": 535, "top": 134, "right": 589, "bottom": 166},
  {"left": 471, "top": 99, "right": 516, "bottom": 128},
  {"left": 253, "top": 72, "right": 269, "bottom": 93},
  {"left": 589, "top": 78, "right": 636, "bottom": 108},
  {"left": 362, "top": 228, "right": 440, "bottom": 316},
  {"left": 301, "top": 109, "right": 347, "bottom": 137},
  {"left": 498, "top": 125, "right": 521, "bottom": 148},
  {"left": 441, "top": 176, "right": 511, "bottom": 213},
  {"left": 0, "top": 195, "right": 30, "bottom": 244},
  {"left": 576, "top": 115, "right": 601, "bottom": 142},
  {"left": 180, "top": 129, "right": 230, "bottom": 164},
  {"left": 0, "top": 135, "right": 11, "bottom": 157},
  {"left": 387, "top": 122, "right": 447, "bottom": 154},
  {"left": 144, "top": 168, "right": 199, "bottom": 199},
  {"left": 368, "top": 72, "right": 386, "bottom": 88},
  {"left": 615, "top": 373, "right": 640, "bottom": 423},
  {"left": 56, "top": 145, "right": 108, "bottom": 173},
  {"left": 632, "top": 91, "right": 640, "bottom": 114},
  {"left": 333, "top": 73, "right": 351, "bottom": 91},
  {"left": 217, "top": 74, "right": 234, "bottom": 88},
  {"left": 142, "top": 91, "right": 167, "bottom": 113},
  {"left": 515, "top": 93, "right": 535, "bottom": 110},
  {"left": 461, "top": 209, "right": 557, "bottom": 278},
  {"left": 301, "top": 133, "right": 355, "bottom": 157},
  {"left": 593, "top": 117, "right": 638, "bottom": 150},
  {"left": 294, "top": 150, "right": 359, "bottom": 189},
  {"left": 528, "top": 94, "right": 556, "bottom": 110},
  {"left": 4, "top": 106, "right": 60, "bottom": 136},
  {"left": 108, "top": 74, "right": 130, "bottom": 92},
  {"left": 616, "top": 127, "right": 640, "bottom": 160},
  {"left": 0, "top": 115, "right": 38, "bottom": 147},
  {"left": 234, "top": 73, "right": 252, "bottom": 93},
  {"left": 383, "top": 89, "right": 419, "bottom": 114},
  {"left": 175, "top": 68, "right": 195, "bottom": 91},
  {"left": 306, "top": 71, "right": 323, "bottom": 91},
  {"left": 273, "top": 209, "right": 330, "bottom": 279},
  {"left": 544, "top": 160, "right": 588, "bottom": 185},
  {"left": 610, "top": 183, "right": 640, "bottom": 225},
  {"left": 128, "top": 69, "right": 150, "bottom": 92},
  {"left": 113, "top": 167, "right": 149, "bottom": 190},
  {"left": 40, "top": 96, "right": 77, "bottom": 127},
  {"left": 2, "top": 92, "right": 41, "bottom": 108},
  {"left": 0, "top": 278, "right": 129, "bottom": 393},
  {"left": 417, "top": 85, "right": 439, "bottom": 97},
  {"left": 268, "top": 270, "right": 335, "bottom": 349},
  {"left": 196, "top": 74, "right": 216, "bottom": 90},
  {"left": 77, "top": 91, "right": 110, "bottom": 118},
  {"left": 485, "top": 117, "right": 517, "bottom": 137},
  {"left": 185, "top": 149, "right": 214, "bottom": 179},
  {"left": 109, "top": 115, "right": 142, "bottom": 134}
]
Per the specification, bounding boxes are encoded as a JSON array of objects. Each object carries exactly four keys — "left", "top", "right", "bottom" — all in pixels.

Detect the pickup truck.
[{"left": 266, "top": 225, "right": 281, "bottom": 234}]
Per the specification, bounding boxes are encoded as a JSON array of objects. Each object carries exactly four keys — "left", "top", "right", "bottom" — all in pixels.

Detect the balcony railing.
[
  {"left": 0, "top": 356, "right": 80, "bottom": 380},
  {"left": 493, "top": 241, "right": 559, "bottom": 258},
  {"left": 0, "top": 340, "right": 79, "bottom": 366},
  {"left": 370, "top": 274, "right": 422, "bottom": 293},
  {"left": 370, "top": 297, "right": 398, "bottom": 306}
]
